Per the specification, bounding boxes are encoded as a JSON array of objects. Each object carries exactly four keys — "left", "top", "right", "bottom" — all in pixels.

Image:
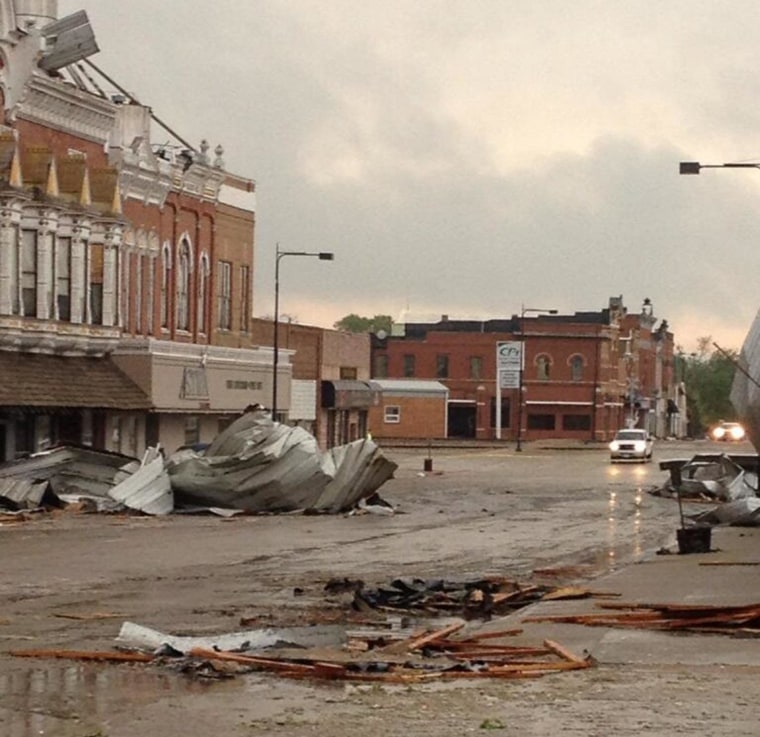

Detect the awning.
[
  {"left": 321, "top": 380, "right": 375, "bottom": 409},
  {"left": 0, "top": 351, "right": 152, "bottom": 410}
]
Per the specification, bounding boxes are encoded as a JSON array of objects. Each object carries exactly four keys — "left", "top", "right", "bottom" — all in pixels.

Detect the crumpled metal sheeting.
[
  {"left": 0, "top": 477, "right": 49, "bottom": 510},
  {"left": 167, "top": 410, "right": 397, "bottom": 514},
  {"left": 313, "top": 438, "right": 398, "bottom": 513},
  {"left": 109, "top": 449, "right": 173, "bottom": 516},
  {"left": 168, "top": 424, "right": 329, "bottom": 512},
  {"left": 694, "top": 497, "right": 760, "bottom": 526},
  {"left": 677, "top": 454, "right": 758, "bottom": 501}
]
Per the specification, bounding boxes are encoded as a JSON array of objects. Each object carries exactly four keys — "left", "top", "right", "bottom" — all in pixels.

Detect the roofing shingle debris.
[{"left": 0, "top": 409, "right": 398, "bottom": 518}]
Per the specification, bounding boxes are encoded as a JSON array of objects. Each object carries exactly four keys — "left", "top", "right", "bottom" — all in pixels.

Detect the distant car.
[
  {"left": 710, "top": 422, "right": 746, "bottom": 442},
  {"left": 609, "top": 428, "right": 654, "bottom": 462}
]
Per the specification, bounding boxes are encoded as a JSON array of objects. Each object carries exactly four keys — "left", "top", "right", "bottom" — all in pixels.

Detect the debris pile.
[
  {"left": 524, "top": 601, "right": 760, "bottom": 635},
  {"left": 326, "top": 576, "right": 614, "bottom": 620},
  {"left": 656, "top": 454, "right": 760, "bottom": 526},
  {"left": 0, "top": 410, "right": 397, "bottom": 518},
  {"left": 167, "top": 410, "right": 397, "bottom": 513},
  {"left": 11, "top": 620, "right": 594, "bottom": 684}
]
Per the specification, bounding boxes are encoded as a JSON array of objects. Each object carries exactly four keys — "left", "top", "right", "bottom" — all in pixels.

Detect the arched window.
[
  {"left": 160, "top": 241, "right": 171, "bottom": 329},
  {"left": 536, "top": 354, "right": 551, "bottom": 380},
  {"left": 197, "top": 252, "right": 210, "bottom": 334},
  {"left": 176, "top": 238, "right": 192, "bottom": 331},
  {"left": 570, "top": 354, "right": 584, "bottom": 381}
]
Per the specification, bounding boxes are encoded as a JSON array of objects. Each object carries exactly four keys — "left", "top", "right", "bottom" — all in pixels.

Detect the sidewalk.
[{"left": 486, "top": 525, "right": 760, "bottom": 666}]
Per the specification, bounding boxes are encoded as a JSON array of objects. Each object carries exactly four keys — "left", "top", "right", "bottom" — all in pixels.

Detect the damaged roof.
[{"left": 0, "top": 351, "right": 151, "bottom": 410}]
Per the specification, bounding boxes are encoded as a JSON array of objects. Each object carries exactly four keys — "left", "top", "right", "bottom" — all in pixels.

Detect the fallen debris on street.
[
  {"left": 10, "top": 619, "right": 594, "bottom": 683},
  {"left": 0, "top": 409, "right": 398, "bottom": 517},
  {"left": 327, "top": 575, "right": 618, "bottom": 620},
  {"left": 524, "top": 601, "right": 760, "bottom": 634}
]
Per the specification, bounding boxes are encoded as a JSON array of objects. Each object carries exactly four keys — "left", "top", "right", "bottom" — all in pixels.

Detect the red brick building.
[
  {"left": 0, "top": 3, "right": 264, "bottom": 459},
  {"left": 371, "top": 297, "right": 676, "bottom": 442},
  {"left": 249, "top": 317, "right": 372, "bottom": 448}
]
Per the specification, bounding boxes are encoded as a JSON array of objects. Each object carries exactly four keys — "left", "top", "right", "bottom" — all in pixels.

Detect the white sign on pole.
[{"left": 497, "top": 341, "right": 522, "bottom": 390}]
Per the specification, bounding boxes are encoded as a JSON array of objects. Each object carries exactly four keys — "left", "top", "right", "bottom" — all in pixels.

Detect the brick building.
[
  {"left": 249, "top": 317, "right": 372, "bottom": 448},
  {"left": 0, "top": 2, "right": 264, "bottom": 459},
  {"left": 371, "top": 297, "right": 676, "bottom": 442}
]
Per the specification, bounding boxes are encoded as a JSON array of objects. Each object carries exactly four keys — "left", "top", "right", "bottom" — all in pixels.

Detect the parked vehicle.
[
  {"left": 710, "top": 421, "right": 746, "bottom": 442},
  {"left": 609, "top": 428, "right": 654, "bottom": 462}
]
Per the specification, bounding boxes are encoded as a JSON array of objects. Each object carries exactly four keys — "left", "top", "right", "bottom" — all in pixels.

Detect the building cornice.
[
  {"left": 0, "top": 317, "right": 122, "bottom": 356},
  {"left": 14, "top": 73, "right": 117, "bottom": 143}
]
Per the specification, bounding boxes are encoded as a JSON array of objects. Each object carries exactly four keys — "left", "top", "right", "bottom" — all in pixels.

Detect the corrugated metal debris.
[
  {"left": 167, "top": 409, "right": 397, "bottom": 514},
  {"left": 12, "top": 619, "right": 594, "bottom": 683},
  {"left": 657, "top": 453, "right": 760, "bottom": 526},
  {"left": 0, "top": 410, "right": 397, "bottom": 517}
]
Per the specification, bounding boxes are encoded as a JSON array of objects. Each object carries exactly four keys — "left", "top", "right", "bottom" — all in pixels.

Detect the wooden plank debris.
[
  {"left": 523, "top": 602, "right": 760, "bottom": 633},
  {"left": 10, "top": 649, "right": 154, "bottom": 663},
  {"left": 10, "top": 631, "right": 593, "bottom": 683}
]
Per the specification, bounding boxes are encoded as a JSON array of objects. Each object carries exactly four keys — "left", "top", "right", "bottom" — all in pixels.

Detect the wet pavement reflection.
[{"left": 0, "top": 662, "right": 234, "bottom": 737}]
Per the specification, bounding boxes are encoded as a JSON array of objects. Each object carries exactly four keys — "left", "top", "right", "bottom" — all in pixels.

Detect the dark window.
[
  {"left": 217, "top": 260, "right": 232, "bottom": 330},
  {"left": 177, "top": 240, "right": 191, "bottom": 331},
  {"left": 89, "top": 243, "right": 104, "bottom": 325},
  {"left": 403, "top": 354, "right": 415, "bottom": 377},
  {"left": 562, "top": 414, "right": 591, "bottom": 431},
  {"left": 56, "top": 237, "right": 71, "bottom": 321},
  {"left": 470, "top": 356, "right": 483, "bottom": 380},
  {"left": 536, "top": 355, "right": 550, "bottom": 380},
  {"left": 527, "top": 413, "right": 555, "bottom": 430},
  {"left": 436, "top": 354, "right": 449, "bottom": 379},
  {"left": 374, "top": 354, "right": 388, "bottom": 378},
  {"left": 21, "top": 229, "right": 37, "bottom": 317},
  {"left": 240, "top": 265, "right": 250, "bottom": 332},
  {"left": 570, "top": 355, "right": 584, "bottom": 381},
  {"left": 490, "top": 397, "right": 511, "bottom": 428}
]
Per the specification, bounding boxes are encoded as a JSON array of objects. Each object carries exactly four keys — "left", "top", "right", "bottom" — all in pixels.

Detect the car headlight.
[
  {"left": 730, "top": 426, "right": 745, "bottom": 440},
  {"left": 609, "top": 441, "right": 619, "bottom": 451},
  {"left": 633, "top": 441, "right": 646, "bottom": 452},
  {"left": 713, "top": 427, "right": 725, "bottom": 440}
]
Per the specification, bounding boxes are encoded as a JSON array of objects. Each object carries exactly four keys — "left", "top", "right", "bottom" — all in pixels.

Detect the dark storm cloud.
[{"left": 60, "top": 0, "right": 760, "bottom": 348}]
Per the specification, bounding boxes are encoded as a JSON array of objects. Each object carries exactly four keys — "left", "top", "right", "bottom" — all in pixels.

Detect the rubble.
[
  {"left": 0, "top": 409, "right": 397, "bottom": 517},
  {"left": 167, "top": 409, "right": 397, "bottom": 514},
  {"left": 11, "top": 619, "right": 594, "bottom": 684},
  {"left": 656, "top": 453, "right": 760, "bottom": 527},
  {"left": 524, "top": 601, "right": 760, "bottom": 634},
  {"left": 326, "top": 575, "right": 617, "bottom": 620}
]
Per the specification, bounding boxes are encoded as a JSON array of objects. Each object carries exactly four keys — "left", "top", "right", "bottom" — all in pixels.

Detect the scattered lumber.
[
  {"left": 10, "top": 649, "right": 154, "bottom": 663},
  {"left": 523, "top": 602, "right": 760, "bottom": 633}
]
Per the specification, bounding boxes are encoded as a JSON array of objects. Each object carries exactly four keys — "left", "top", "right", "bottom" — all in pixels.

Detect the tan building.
[{"left": 367, "top": 380, "right": 449, "bottom": 441}]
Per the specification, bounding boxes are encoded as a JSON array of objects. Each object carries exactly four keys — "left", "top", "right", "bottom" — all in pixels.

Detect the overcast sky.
[{"left": 59, "top": 0, "right": 760, "bottom": 352}]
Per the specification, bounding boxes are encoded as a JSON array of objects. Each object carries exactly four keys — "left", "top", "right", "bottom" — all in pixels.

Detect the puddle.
[{"left": 0, "top": 661, "right": 238, "bottom": 737}]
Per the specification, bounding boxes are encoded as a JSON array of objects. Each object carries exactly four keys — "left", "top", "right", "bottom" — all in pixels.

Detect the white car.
[
  {"left": 710, "top": 422, "right": 746, "bottom": 442},
  {"left": 609, "top": 429, "right": 654, "bottom": 462}
]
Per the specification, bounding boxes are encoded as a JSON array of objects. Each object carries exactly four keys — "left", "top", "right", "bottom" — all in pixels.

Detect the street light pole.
[
  {"left": 515, "top": 305, "right": 557, "bottom": 452},
  {"left": 272, "top": 245, "right": 334, "bottom": 422},
  {"left": 680, "top": 161, "right": 760, "bottom": 175}
]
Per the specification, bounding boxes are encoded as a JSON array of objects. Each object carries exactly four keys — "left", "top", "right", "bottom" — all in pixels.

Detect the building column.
[
  {"left": 0, "top": 202, "right": 21, "bottom": 315},
  {"left": 70, "top": 218, "right": 91, "bottom": 324},
  {"left": 102, "top": 223, "right": 123, "bottom": 327},
  {"left": 36, "top": 210, "right": 58, "bottom": 320}
]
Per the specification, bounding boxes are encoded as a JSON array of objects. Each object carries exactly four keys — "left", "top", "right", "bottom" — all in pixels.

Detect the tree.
[
  {"left": 334, "top": 314, "right": 393, "bottom": 334},
  {"left": 682, "top": 338, "right": 738, "bottom": 436}
]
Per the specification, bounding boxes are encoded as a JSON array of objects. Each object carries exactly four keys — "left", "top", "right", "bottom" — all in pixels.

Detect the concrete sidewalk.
[{"left": 488, "top": 525, "right": 760, "bottom": 667}]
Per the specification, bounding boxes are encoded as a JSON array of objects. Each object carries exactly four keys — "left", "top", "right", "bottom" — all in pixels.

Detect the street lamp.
[
  {"left": 272, "top": 245, "right": 334, "bottom": 422},
  {"left": 515, "top": 305, "right": 557, "bottom": 452},
  {"left": 680, "top": 161, "right": 760, "bottom": 175}
]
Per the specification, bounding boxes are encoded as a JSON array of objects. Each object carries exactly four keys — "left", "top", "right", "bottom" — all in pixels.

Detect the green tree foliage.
[
  {"left": 682, "top": 338, "right": 738, "bottom": 435},
  {"left": 334, "top": 314, "right": 393, "bottom": 334}
]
